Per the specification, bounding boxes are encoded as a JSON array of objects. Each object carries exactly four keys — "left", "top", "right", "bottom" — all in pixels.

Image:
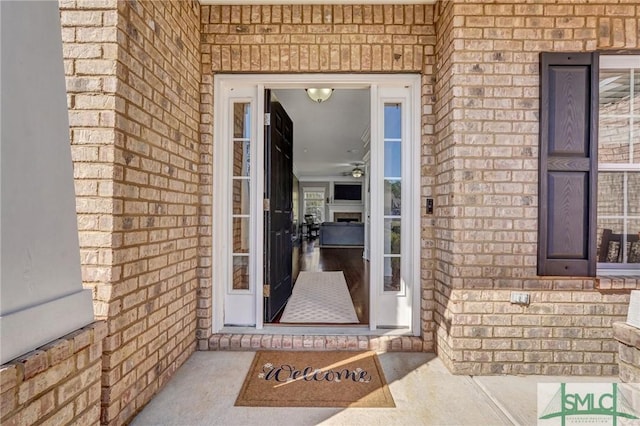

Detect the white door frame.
[
  {"left": 370, "top": 85, "right": 421, "bottom": 332},
  {"left": 363, "top": 150, "right": 371, "bottom": 261},
  {"left": 212, "top": 73, "right": 421, "bottom": 335}
]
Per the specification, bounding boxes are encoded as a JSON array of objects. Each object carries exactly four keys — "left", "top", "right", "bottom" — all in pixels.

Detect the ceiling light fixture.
[
  {"left": 351, "top": 167, "right": 363, "bottom": 178},
  {"left": 306, "top": 88, "right": 334, "bottom": 103}
]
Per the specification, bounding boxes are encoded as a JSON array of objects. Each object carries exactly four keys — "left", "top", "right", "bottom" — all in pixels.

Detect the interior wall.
[
  {"left": 293, "top": 175, "right": 300, "bottom": 229},
  {"left": 292, "top": 175, "right": 301, "bottom": 281}
]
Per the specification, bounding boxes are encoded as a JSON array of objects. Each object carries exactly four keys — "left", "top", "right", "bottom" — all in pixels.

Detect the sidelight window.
[
  {"left": 231, "top": 103, "right": 251, "bottom": 290},
  {"left": 383, "top": 103, "right": 402, "bottom": 291}
]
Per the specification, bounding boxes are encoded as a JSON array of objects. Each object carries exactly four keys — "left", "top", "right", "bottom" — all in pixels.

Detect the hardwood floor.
[{"left": 270, "top": 238, "right": 369, "bottom": 325}]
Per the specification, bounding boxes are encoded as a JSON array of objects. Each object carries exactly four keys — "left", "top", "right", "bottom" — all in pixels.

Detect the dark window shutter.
[{"left": 538, "top": 52, "right": 598, "bottom": 277}]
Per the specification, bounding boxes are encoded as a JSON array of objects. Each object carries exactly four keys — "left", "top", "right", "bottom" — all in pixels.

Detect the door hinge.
[
  {"left": 263, "top": 284, "right": 270, "bottom": 297},
  {"left": 264, "top": 113, "right": 271, "bottom": 126},
  {"left": 263, "top": 198, "right": 270, "bottom": 210}
]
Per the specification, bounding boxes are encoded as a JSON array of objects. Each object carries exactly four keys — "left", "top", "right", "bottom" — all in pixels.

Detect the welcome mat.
[
  {"left": 235, "top": 351, "right": 395, "bottom": 408},
  {"left": 280, "top": 271, "right": 359, "bottom": 323}
]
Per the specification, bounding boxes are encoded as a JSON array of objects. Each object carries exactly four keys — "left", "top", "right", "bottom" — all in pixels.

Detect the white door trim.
[
  {"left": 362, "top": 150, "right": 371, "bottom": 262},
  {"left": 212, "top": 73, "right": 421, "bottom": 336},
  {"left": 213, "top": 85, "right": 260, "bottom": 328},
  {"left": 368, "top": 84, "right": 421, "bottom": 332}
]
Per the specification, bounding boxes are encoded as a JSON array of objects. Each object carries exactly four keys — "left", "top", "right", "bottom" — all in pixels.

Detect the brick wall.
[
  {"left": 198, "top": 3, "right": 437, "bottom": 350},
  {"left": 614, "top": 322, "right": 640, "bottom": 382},
  {"left": 61, "top": 0, "right": 201, "bottom": 423},
  {"left": 60, "top": 0, "right": 119, "bottom": 321},
  {"left": 433, "top": 0, "right": 457, "bottom": 367},
  {"left": 0, "top": 323, "right": 106, "bottom": 426},
  {"left": 434, "top": 0, "right": 640, "bottom": 375},
  {"left": 58, "top": 3, "right": 640, "bottom": 409}
]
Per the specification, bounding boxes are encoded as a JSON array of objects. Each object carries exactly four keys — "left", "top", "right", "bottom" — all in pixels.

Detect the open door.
[{"left": 264, "top": 90, "right": 294, "bottom": 322}]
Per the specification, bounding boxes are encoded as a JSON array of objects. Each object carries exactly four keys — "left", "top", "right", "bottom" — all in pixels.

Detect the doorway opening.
[
  {"left": 212, "top": 73, "right": 421, "bottom": 336},
  {"left": 266, "top": 88, "right": 370, "bottom": 326}
]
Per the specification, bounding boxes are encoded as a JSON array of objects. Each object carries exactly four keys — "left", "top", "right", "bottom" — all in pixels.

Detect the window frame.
[
  {"left": 596, "top": 53, "right": 640, "bottom": 275},
  {"left": 302, "top": 187, "right": 326, "bottom": 223}
]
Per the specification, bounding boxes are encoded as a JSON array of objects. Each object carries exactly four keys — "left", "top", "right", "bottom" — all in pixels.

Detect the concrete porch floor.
[{"left": 131, "top": 351, "right": 617, "bottom": 426}]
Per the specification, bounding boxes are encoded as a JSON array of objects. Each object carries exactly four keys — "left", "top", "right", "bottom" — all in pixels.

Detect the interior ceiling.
[{"left": 273, "top": 88, "right": 370, "bottom": 179}]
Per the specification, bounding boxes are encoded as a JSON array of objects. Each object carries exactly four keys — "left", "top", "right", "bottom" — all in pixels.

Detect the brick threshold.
[{"left": 208, "top": 333, "right": 426, "bottom": 352}]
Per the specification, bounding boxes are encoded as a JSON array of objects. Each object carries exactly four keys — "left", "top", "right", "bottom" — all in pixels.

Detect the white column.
[{"left": 0, "top": 1, "right": 94, "bottom": 364}]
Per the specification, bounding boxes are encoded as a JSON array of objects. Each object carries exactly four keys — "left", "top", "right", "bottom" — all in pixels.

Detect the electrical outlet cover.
[{"left": 510, "top": 292, "right": 529, "bottom": 305}]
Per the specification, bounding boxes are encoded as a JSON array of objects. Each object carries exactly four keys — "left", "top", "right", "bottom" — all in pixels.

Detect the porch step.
[{"left": 207, "top": 334, "right": 426, "bottom": 352}]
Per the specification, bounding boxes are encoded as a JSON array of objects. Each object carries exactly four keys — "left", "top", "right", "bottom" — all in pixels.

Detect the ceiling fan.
[{"left": 340, "top": 162, "right": 365, "bottom": 178}]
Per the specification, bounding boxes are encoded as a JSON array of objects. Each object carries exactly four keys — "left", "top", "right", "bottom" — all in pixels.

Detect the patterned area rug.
[
  {"left": 235, "top": 351, "right": 395, "bottom": 407},
  {"left": 280, "top": 271, "right": 358, "bottom": 323}
]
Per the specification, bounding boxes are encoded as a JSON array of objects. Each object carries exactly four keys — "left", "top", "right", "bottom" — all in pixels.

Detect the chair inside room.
[
  {"left": 598, "top": 228, "right": 640, "bottom": 263},
  {"left": 304, "top": 214, "right": 320, "bottom": 239}
]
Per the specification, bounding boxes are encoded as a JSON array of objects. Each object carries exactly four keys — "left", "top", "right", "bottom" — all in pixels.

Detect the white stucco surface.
[{"left": 0, "top": 1, "right": 94, "bottom": 364}]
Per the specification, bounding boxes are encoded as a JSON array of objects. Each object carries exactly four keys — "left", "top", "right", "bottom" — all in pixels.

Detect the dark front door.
[{"left": 264, "top": 90, "right": 294, "bottom": 322}]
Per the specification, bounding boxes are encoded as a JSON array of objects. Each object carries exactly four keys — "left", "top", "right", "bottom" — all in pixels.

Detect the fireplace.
[{"left": 333, "top": 212, "right": 362, "bottom": 223}]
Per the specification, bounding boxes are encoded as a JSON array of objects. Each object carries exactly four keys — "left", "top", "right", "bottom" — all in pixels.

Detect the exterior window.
[
  {"left": 383, "top": 103, "right": 402, "bottom": 291},
  {"left": 231, "top": 103, "right": 251, "bottom": 290},
  {"left": 597, "top": 56, "right": 640, "bottom": 270},
  {"left": 539, "top": 53, "right": 639, "bottom": 277},
  {"left": 303, "top": 188, "right": 325, "bottom": 223}
]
